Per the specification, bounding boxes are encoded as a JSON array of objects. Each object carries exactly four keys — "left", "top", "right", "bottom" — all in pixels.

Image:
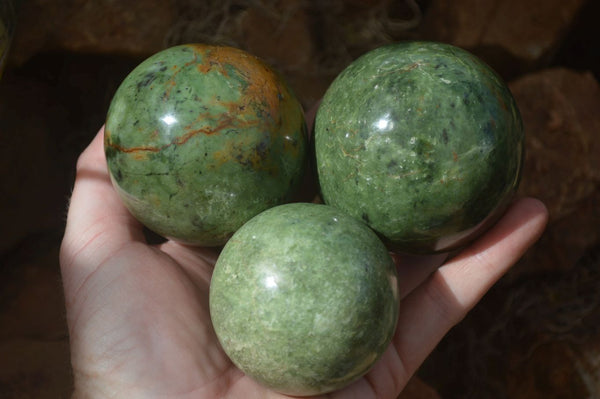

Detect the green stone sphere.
[
  {"left": 105, "top": 44, "right": 307, "bottom": 246},
  {"left": 209, "top": 203, "right": 399, "bottom": 396},
  {"left": 314, "top": 41, "right": 523, "bottom": 254}
]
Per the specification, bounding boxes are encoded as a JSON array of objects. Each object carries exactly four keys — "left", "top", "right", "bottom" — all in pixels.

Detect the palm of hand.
[
  {"left": 62, "top": 226, "right": 399, "bottom": 399},
  {"left": 63, "top": 240, "right": 232, "bottom": 398},
  {"left": 60, "top": 128, "right": 547, "bottom": 398}
]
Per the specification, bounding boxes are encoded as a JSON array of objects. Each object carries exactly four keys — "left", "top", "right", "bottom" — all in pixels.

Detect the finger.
[
  {"left": 390, "top": 197, "right": 548, "bottom": 390},
  {"left": 393, "top": 252, "right": 449, "bottom": 299},
  {"left": 60, "top": 126, "right": 145, "bottom": 298}
]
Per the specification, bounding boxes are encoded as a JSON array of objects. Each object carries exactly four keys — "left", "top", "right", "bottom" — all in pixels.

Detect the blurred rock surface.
[
  {"left": 510, "top": 68, "right": 600, "bottom": 276},
  {"left": 0, "top": 233, "right": 72, "bottom": 398},
  {"left": 10, "top": 0, "right": 175, "bottom": 65},
  {"left": 421, "top": 0, "right": 587, "bottom": 78}
]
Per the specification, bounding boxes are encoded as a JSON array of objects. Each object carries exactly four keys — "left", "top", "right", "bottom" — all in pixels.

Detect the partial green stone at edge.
[
  {"left": 105, "top": 44, "right": 307, "bottom": 246},
  {"left": 209, "top": 203, "right": 399, "bottom": 396},
  {"left": 315, "top": 41, "right": 524, "bottom": 254}
]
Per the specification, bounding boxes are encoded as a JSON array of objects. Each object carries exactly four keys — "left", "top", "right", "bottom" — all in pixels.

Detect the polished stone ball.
[
  {"left": 105, "top": 44, "right": 307, "bottom": 246},
  {"left": 314, "top": 41, "right": 523, "bottom": 254},
  {"left": 209, "top": 203, "right": 399, "bottom": 396}
]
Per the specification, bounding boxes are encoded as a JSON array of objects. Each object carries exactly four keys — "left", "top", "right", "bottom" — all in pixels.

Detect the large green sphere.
[
  {"left": 105, "top": 44, "right": 307, "bottom": 246},
  {"left": 315, "top": 41, "right": 523, "bottom": 253},
  {"left": 209, "top": 203, "right": 399, "bottom": 396}
]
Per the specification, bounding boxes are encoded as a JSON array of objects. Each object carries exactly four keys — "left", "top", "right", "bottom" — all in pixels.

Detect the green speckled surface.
[
  {"left": 105, "top": 44, "right": 307, "bottom": 245},
  {"left": 315, "top": 41, "right": 523, "bottom": 253},
  {"left": 209, "top": 203, "right": 399, "bottom": 396}
]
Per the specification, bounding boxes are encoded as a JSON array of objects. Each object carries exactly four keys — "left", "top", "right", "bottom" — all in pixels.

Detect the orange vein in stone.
[{"left": 107, "top": 117, "right": 261, "bottom": 154}]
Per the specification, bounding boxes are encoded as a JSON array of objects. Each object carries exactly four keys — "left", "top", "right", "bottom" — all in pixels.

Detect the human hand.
[{"left": 60, "top": 126, "right": 547, "bottom": 398}]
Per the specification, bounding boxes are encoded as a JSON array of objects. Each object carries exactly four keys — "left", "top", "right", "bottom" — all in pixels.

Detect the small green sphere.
[
  {"left": 105, "top": 44, "right": 307, "bottom": 246},
  {"left": 209, "top": 203, "right": 399, "bottom": 396},
  {"left": 315, "top": 41, "right": 523, "bottom": 253}
]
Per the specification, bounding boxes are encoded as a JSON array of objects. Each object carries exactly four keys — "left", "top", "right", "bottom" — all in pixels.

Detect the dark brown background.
[{"left": 1, "top": 0, "right": 599, "bottom": 398}]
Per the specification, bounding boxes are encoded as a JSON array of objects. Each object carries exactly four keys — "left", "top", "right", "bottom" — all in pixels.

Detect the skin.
[{"left": 60, "top": 124, "right": 547, "bottom": 399}]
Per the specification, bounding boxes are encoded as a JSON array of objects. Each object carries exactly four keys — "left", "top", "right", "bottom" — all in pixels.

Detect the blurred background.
[{"left": 0, "top": 0, "right": 598, "bottom": 397}]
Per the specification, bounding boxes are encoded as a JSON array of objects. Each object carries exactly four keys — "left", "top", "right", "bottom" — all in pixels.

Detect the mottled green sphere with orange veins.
[{"left": 105, "top": 44, "right": 307, "bottom": 246}]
